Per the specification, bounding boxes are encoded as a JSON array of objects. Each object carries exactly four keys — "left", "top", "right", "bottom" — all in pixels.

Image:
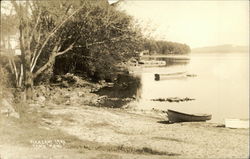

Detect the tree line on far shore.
[{"left": 142, "top": 39, "right": 191, "bottom": 55}]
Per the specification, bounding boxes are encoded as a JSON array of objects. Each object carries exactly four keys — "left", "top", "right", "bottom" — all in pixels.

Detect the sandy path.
[{"left": 40, "top": 104, "right": 249, "bottom": 158}]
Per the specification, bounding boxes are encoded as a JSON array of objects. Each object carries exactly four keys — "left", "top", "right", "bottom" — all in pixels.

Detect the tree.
[
  {"left": 4, "top": 0, "right": 143, "bottom": 99},
  {"left": 6, "top": 0, "right": 91, "bottom": 99},
  {"left": 142, "top": 39, "right": 191, "bottom": 55},
  {"left": 53, "top": 2, "right": 143, "bottom": 81}
]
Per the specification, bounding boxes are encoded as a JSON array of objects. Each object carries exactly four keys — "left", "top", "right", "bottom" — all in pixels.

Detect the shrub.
[{"left": 0, "top": 56, "right": 13, "bottom": 99}]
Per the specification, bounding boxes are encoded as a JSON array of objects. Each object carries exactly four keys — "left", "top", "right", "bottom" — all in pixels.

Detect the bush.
[
  {"left": 0, "top": 56, "right": 13, "bottom": 99},
  {"left": 52, "top": 2, "right": 142, "bottom": 82},
  {"left": 0, "top": 55, "right": 22, "bottom": 103}
]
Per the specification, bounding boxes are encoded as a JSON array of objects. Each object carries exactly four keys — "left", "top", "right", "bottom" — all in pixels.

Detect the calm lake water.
[{"left": 133, "top": 53, "right": 249, "bottom": 124}]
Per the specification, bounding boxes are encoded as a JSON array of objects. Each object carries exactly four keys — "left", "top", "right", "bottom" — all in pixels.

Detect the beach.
[{"left": 1, "top": 96, "right": 249, "bottom": 159}]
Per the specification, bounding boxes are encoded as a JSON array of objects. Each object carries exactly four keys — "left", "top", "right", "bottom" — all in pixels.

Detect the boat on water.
[
  {"left": 154, "top": 72, "right": 187, "bottom": 81},
  {"left": 138, "top": 60, "right": 166, "bottom": 67},
  {"left": 225, "top": 119, "right": 249, "bottom": 129},
  {"left": 167, "top": 109, "right": 212, "bottom": 123}
]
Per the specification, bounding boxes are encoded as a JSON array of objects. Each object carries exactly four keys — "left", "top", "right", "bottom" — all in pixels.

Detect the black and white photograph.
[{"left": 0, "top": 0, "right": 249, "bottom": 158}]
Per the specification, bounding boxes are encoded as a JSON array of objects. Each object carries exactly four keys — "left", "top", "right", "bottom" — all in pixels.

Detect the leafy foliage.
[
  {"left": 3, "top": 0, "right": 142, "bottom": 90},
  {"left": 53, "top": 2, "right": 143, "bottom": 81},
  {"left": 0, "top": 56, "right": 13, "bottom": 99},
  {"left": 0, "top": 14, "right": 19, "bottom": 41},
  {"left": 142, "top": 39, "right": 191, "bottom": 55}
]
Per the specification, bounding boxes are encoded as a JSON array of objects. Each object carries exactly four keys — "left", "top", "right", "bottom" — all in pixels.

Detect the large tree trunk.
[{"left": 25, "top": 71, "right": 34, "bottom": 100}]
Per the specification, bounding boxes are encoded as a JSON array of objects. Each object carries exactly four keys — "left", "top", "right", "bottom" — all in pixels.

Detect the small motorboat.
[
  {"left": 225, "top": 119, "right": 249, "bottom": 129},
  {"left": 167, "top": 109, "right": 212, "bottom": 123}
]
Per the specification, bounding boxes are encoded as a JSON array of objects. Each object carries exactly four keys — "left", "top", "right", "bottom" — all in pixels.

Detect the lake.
[{"left": 133, "top": 53, "right": 249, "bottom": 124}]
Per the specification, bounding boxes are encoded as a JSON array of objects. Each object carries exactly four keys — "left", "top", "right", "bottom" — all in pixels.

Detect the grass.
[
  {"left": 74, "top": 143, "right": 180, "bottom": 156},
  {"left": 0, "top": 101, "right": 180, "bottom": 157},
  {"left": 152, "top": 136, "right": 188, "bottom": 143},
  {"left": 106, "top": 145, "right": 179, "bottom": 156},
  {"left": 0, "top": 106, "right": 83, "bottom": 148}
]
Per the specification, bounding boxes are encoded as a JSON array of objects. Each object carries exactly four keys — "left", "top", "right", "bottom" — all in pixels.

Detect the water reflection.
[
  {"left": 96, "top": 54, "right": 249, "bottom": 124},
  {"left": 135, "top": 53, "right": 249, "bottom": 124},
  {"left": 95, "top": 74, "right": 142, "bottom": 108},
  {"left": 142, "top": 57, "right": 190, "bottom": 67}
]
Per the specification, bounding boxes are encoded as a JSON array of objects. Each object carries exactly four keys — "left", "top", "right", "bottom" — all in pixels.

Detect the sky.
[
  {"left": 2, "top": 0, "right": 249, "bottom": 48},
  {"left": 112, "top": 0, "right": 249, "bottom": 48}
]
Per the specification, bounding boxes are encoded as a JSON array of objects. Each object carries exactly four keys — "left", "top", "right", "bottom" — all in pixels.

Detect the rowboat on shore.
[
  {"left": 225, "top": 118, "right": 249, "bottom": 129},
  {"left": 167, "top": 109, "right": 212, "bottom": 123}
]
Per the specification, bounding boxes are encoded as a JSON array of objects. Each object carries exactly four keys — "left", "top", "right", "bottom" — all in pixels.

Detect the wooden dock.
[{"left": 141, "top": 55, "right": 190, "bottom": 60}]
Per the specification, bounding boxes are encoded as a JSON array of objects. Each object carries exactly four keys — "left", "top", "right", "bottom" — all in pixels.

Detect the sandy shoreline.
[
  {"left": 1, "top": 103, "right": 248, "bottom": 159},
  {"left": 0, "top": 84, "right": 249, "bottom": 159},
  {"left": 47, "top": 104, "right": 250, "bottom": 158}
]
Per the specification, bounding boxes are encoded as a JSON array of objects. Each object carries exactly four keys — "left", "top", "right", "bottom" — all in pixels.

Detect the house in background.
[
  {"left": 139, "top": 50, "right": 149, "bottom": 56},
  {"left": 0, "top": 32, "right": 21, "bottom": 56}
]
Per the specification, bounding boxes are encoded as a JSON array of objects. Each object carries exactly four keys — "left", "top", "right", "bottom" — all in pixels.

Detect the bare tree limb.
[
  {"left": 11, "top": 59, "right": 19, "bottom": 87},
  {"left": 8, "top": 59, "right": 14, "bottom": 74},
  {"left": 56, "top": 43, "right": 75, "bottom": 56},
  {"left": 30, "top": 5, "right": 85, "bottom": 73},
  {"left": 30, "top": 25, "right": 42, "bottom": 69},
  {"left": 18, "top": 64, "right": 23, "bottom": 87},
  {"left": 33, "top": 48, "right": 58, "bottom": 79},
  {"left": 29, "top": 9, "right": 41, "bottom": 44},
  {"left": 33, "top": 40, "right": 60, "bottom": 76},
  {"left": 62, "top": 4, "right": 72, "bottom": 20}
]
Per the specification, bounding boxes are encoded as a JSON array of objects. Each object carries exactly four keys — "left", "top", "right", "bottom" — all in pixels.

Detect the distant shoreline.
[
  {"left": 191, "top": 44, "right": 249, "bottom": 53},
  {"left": 191, "top": 51, "right": 249, "bottom": 54}
]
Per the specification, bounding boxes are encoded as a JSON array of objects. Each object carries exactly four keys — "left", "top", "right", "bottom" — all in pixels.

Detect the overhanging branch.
[
  {"left": 56, "top": 43, "right": 75, "bottom": 57},
  {"left": 30, "top": 5, "right": 85, "bottom": 73}
]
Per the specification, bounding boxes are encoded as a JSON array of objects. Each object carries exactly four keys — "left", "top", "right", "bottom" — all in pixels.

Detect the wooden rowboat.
[
  {"left": 154, "top": 72, "right": 186, "bottom": 81},
  {"left": 167, "top": 109, "right": 212, "bottom": 123}
]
